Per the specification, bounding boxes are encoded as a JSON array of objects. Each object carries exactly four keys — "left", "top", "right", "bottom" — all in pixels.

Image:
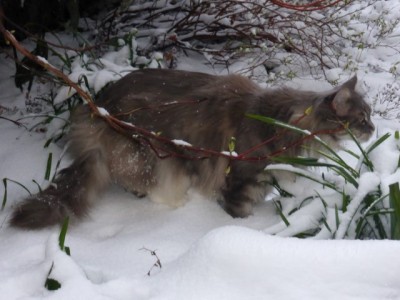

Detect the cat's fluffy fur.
[{"left": 10, "top": 69, "right": 375, "bottom": 229}]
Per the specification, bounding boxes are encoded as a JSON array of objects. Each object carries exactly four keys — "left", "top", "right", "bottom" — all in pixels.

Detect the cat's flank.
[{"left": 10, "top": 69, "right": 374, "bottom": 229}]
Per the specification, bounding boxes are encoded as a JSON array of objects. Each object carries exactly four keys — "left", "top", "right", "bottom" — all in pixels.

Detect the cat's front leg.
[{"left": 221, "top": 173, "right": 269, "bottom": 218}]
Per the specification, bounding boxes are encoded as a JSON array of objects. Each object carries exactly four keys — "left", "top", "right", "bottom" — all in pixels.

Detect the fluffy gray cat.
[{"left": 10, "top": 69, "right": 374, "bottom": 229}]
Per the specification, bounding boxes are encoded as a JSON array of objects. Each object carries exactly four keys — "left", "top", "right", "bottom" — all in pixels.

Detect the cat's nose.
[{"left": 368, "top": 120, "right": 375, "bottom": 133}]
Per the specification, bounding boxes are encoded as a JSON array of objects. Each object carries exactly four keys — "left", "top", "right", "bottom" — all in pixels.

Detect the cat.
[{"left": 10, "top": 69, "right": 375, "bottom": 229}]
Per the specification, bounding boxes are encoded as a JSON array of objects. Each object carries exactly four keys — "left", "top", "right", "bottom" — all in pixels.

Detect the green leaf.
[
  {"left": 59, "top": 217, "right": 70, "bottom": 255},
  {"left": 365, "top": 132, "right": 391, "bottom": 155},
  {"left": 44, "top": 138, "right": 53, "bottom": 148},
  {"left": 267, "top": 164, "right": 339, "bottom": 192},
  {"left": 271, "top": 156, "right": 319, "bottom": 165},
  {"left": 321, "top": 216, "right": 332, "bottom": 233},
  {"left": 45, "top": 153, "right": 53, "bottom": 181},
  {"left": 271, "top": 156, "right": 359, "bottom": 188},
  {"left": 342, "top": 192, "right": 349, "bottom": 213},
  {"left": 2, "top": 178, "right": 31, "bottom": 210},
  {"left": 304, "top": 106, "right": 313, "bottom": 115},
  {"left": 270, "top": 176, "right": 293, "bottom": 197},
  {"left": 334, "top": 204, "right": 340, "bottom": 231},
  {"left": 315, "top": 191, "right": 327, "bottom": 209},
  {"left": 2, "top": 178, "right": 7, "bottom": 210},
  {"left": 342, "top": 149, "right": 360, "bottom": 160},
  {"left": 345, "top": 128, "right": 376, "bottom": 172},
  {"left": 315, "top": 148, "right": 358, "bottom": 178},
  {"left": 246, "top": 114, "right": 310, "bottom": 135},
  {"left": 247, "top": 113, "right": 357, "bottom": 176},
  {"left": 228, "top": 137, "right": 236, "bottom": 153},
  {"left": 45, "top": 263, "right": 62, "bottom": 291},
  {"left": 45, "top": 278, "right": 62, "bottom": 291},
  {"left": 389, "top": 183, "right": 400, "bottom": 240},
  {"left": 273, "top": 200, "right": 290, "bottom": 227}
]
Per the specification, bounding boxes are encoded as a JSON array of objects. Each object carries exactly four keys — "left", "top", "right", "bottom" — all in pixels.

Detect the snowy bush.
[
  {"left": 372, "top": 83, "right": 400, "bottom": 120},
  {"left": 264, "top": 129, "right": 400, "bottom": 239}
]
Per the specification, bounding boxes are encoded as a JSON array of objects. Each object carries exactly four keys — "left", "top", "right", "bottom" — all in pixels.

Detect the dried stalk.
[{"left": 0, "top": 5, "right": 344, "bottom": 163}]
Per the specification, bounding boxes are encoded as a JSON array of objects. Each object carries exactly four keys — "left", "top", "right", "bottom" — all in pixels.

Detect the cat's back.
[{"left": 96, "top": 69, "right": 262, "bottom": 110}]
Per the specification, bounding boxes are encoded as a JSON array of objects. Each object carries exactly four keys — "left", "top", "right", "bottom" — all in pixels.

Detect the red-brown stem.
[
  {"left": 0, "top": 6, "right": 344, "bottom": 164},
  {"left": 271, "top": 0, "right": 345, "bottom": 11}
]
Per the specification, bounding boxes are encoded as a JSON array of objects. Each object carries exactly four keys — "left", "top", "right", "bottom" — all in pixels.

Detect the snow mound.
[{"left": 150, "top": 226, "right": 400, "bottom": 300}]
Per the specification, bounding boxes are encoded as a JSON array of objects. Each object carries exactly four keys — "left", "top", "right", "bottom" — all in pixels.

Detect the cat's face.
[{"left": 324, "top": 76, "right": 375, "bottom": 142}]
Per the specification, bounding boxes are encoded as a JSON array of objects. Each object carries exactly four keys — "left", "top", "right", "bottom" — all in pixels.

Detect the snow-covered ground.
[{"left": 2, "top": 1, "right": 400, "bottom": 299}]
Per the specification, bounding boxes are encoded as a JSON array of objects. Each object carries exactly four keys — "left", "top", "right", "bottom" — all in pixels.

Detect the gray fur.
[{"left": 10, "top": 70, "right": 374, "bottom": 229}]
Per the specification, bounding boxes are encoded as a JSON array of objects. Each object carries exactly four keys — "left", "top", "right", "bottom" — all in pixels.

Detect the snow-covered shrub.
[
  {"left": 371, "top": 83, "right": 400, "bottom": 120},
  {"left": 262, "top": 123, "right": 400, "bottom": 240},
  {"left": 88, "top": 0, "right": 399, "bottom": 79}
]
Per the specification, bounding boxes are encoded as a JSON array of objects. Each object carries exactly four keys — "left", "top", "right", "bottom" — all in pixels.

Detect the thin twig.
[
  {"left": 140, "top": 247, "right": 162, "bottom": 276},
  {"left": 0, "top": 6, "right": 345, "bottom": 163}
]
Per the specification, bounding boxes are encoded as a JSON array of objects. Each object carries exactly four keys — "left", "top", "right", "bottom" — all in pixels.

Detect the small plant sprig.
[
  {"left": 140, "top": 247, "right": 162, "bottom": 276},
  {"left": 1, "top": 178, "right": 31, "bottom": 210},
  {"left": 45, "top": 217, "right": 70, "bottom": 291}
]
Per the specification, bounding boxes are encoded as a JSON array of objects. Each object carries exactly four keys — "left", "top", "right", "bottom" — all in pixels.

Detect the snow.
[
  {"left": 171, "top": 139, "right": 192, "bottom": 147},
  {"left": 151, "top": 226, "right": 400, "bottom": 300},
  {"left": 2, "top": 1, "right": 400, "bottom": 299},
  {"left": 335, "top": 172, "right": 381, "bottom": 239},
  {"left": 97, "top": 107, "right": 110, "bottom": 117}
]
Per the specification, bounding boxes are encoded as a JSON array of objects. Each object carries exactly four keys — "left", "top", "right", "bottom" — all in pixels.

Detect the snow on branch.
[
  {"left": 97, "top": 0, "right": 354, "bottom": 72},
  {"left": 271, "top": 0, "right": 345, "bottom": 11},
  {"left": 0, "top": 6, "right": 345, "bottom": 164}
]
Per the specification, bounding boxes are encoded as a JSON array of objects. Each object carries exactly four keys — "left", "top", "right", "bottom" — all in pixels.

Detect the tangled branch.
[
  {"left": 0, "top": 5, "right": 345, "bottom": 164},
  {"left": 271, "top": 0, "right": 344, "bottom": 11},
  {"left": 97, "top": 0, "right": 353, "bottom": 72}
]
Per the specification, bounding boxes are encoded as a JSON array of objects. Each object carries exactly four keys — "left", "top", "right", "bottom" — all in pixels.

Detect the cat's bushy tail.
[{"left": 9, "top": 150, "right": 110, "bottom": 229}]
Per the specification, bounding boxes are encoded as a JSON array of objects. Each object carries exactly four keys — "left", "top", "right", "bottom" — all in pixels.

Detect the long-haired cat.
[{"left": 10, "top": 69, "right": 374, "bottom": 229}]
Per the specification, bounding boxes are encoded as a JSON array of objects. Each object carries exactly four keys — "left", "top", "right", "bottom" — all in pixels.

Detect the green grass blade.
[
  {"left": 273, "top": 200, "right": 290, "bottom": 227},
  {"left": 45, "top": 153, "right": 53, "bottom": 181},
  {"left": 315, "top": 191, "right": 328, "bottom": 209},
  {"left": 270, "top": 176, "right": 294, "bottom": 197},
  {"left": 335, "top": 204, "right": 340, "bottom": 232},
  {"left": 365, "top": 132, "right": 391, "bottom": 155},
  {"left": 266, "top": 164, "right": 339, "bottom": 192},
  {"left": 389, "top": 183, "right": 400, "bottom": 240},
  {"left": 2, "top": 178, "right": 7, "bottom": 210},
  {"left": 59, "top": 217, "right": 70, "bottom": 255},
  {"left": 271, "top": 156, "right": 358, "bottom": 187},
  {"left": 45, "top": 278, "right": 62, "bottom": 291},
  {"left": 271, "top": 156, "right": 319, "bottom": 165},
  {"left": 314, "top": 148, "right": 359, "bottom": 178},
  {"left": 345, "top": 128, "right": 374, "bottom": 172},
  {"left": 321, "top": 216, "right": 332, "bottom": 233},
  {"left": 342, "top": 149, "right": 360, "bottom": 160},
  {"left": 2, "top": 178, "right": 32, "bottom": 210},
  {"left": 44, "top": 263, "right": 62, "bottom": 291},
  {"left": 246, "top": 114, "right": 311, "bottom": 135},
  {"left": 247, "top": 113, "right": 356, "bottom": 174},
  {"left": 341, "top": 192, "right": 349, "bottom": 213}
]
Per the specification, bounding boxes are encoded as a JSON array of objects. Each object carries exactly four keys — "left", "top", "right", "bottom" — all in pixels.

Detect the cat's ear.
[
  {"left": 341, "top": 75, "right": 357, "bottom": 90},
  {"left": 331, "top": 76, "right": 357, "bottom": 117}
]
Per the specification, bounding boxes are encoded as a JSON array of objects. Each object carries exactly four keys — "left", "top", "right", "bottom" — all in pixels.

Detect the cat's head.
[{"left": 317, "top": 76, "right": 375, "bottom": 142}]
